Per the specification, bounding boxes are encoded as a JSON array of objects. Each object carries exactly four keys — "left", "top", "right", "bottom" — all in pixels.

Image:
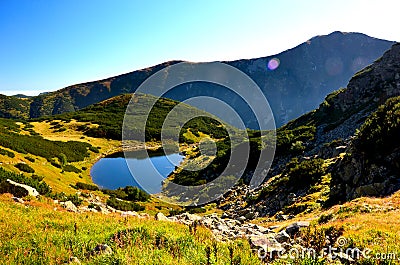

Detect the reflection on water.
[{"left": 91, "top": 150, "right": 184, "bottom": 193}]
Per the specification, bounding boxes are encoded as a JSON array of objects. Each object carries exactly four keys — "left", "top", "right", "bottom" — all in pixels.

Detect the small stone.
[
  {"left": 236, "top": 216, "right": 246, "bottom": 223},
  {"left": 275, "top": 214, "right": 289, "bottom": 221},
  {"left": 268, "top": 225, "right": 281, "bottom": 231},
  {"left": 221, "top": 212, "right": 229, "bottom": 219},
  {"left": 92, "top": 244, "right": 113, "bottom": 256},
  {"left": 68, "top": 256, "right": 81, "bottom": 264},
  {"left": 121, "top": 211, "right": 138, "bottom": 217}
]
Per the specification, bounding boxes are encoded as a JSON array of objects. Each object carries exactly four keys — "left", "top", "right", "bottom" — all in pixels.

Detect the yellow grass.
[{"left": 0, "top": 120, "right": 122, "bottom": 193}]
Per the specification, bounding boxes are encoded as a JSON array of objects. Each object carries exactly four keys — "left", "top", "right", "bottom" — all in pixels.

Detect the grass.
[
  {"left": 19, "top": 119, "right": 122, "bottom": 193},
  {"left": 0, "top": 194, "right": 261, "bottom": 265},
  {"left": 0, "top": 118, "right": 122, "bottom": 193},
  {"left": 251, "top": 192, "right": 400, "bottom": 264}
]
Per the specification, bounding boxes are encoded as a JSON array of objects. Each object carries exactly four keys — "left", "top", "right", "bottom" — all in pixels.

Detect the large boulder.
[
  {"left": 249, "top": 235, "right": 285, "bottom": 257},
  {"left": 275, "top": 230, "right": 291, "bottom": 243},
  {"left": 155, "top": 212, "right": 171, "bottom": 221},
  {"left": 285, "top": 221, "right": 310, "bottom": 236},
  {"left": 61, "top": 201, "right": 78, "bottom": 213}
]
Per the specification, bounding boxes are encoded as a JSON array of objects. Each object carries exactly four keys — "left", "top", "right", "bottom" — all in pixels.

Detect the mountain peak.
[{"left": 0, "top": 33, "right": 395, "bottom": 128}]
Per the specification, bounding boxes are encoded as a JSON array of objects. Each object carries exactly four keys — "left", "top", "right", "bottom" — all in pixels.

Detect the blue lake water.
[{"left": 90, "top": 150, "right": 184, "bottom": 194}]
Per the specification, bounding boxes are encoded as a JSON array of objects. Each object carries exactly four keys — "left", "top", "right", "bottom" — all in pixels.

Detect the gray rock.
[
  {"left": 275, "top": 230, "right": 291, "bottom": 243},
  {"left": 62, "top": 201, "right": 78, "bottom": 213},
  {"left": 121, "top": 211, "right": 139, "bottom": 217},
  {"left": 155, "top": 212, "right": 171, "bottom": 221},
  {"left": 245, "top": 211, "right": 257, "bottom": 220},
  {"left": 81, "top": 206, "right": 97, "bottom": 213},
  {"left": 275, "top": 213, "right": 289, "bottom": 221},
  {"left": 355, "top": 183, "right": 385, "bottom": 197},
  {"left": 254, "top": 225, "right": 270, "bottom": 234},
  {"left": 333, "top": 145, "right": 347, "bottom": 156},
  {"left": 92, "top": 244, "right": 113, "bottom": 256},
  {"left": 68, "top": 256, "right": 81, "bottom": 264},
  {"left": 180, "top": 212, "right": 202, "bottom": 222},
  {"left": 216, "top": 224, "right": 230, "bottom": 233},
  {"left": 236, "top": 216, "right": 246, "bottom": 223},
  {"left": 249, "top": 235, "right": 285, "bottom": 254},
  {"left": 285, "top": 221, "right": 310, "bottom": 236}
]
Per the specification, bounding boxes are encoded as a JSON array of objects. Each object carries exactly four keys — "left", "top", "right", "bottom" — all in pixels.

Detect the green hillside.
[{"left": 36, "top": 93, "right": 231, "bottom": 142}]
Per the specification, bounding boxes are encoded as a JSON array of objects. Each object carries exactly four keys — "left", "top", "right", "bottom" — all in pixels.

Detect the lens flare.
[{"left": 267, "top": 58, "right": 280, "bottom": 70}]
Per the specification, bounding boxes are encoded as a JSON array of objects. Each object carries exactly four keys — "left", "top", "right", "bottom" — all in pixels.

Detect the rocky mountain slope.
[
  {"left": 0, "top": 32, "right": 394, "bottom": 128},
  {"left": 218, "top": 42, "right": 400, "bottom": 220}
]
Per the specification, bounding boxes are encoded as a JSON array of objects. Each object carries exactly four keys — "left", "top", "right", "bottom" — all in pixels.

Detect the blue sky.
[{"left": 1, "top": 0, "right": 399, "bottom": 96}]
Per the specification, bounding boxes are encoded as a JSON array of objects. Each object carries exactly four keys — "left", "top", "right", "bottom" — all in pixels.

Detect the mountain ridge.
[
  {"left": 217, "top": 42, "right": 400, "bottom": 219},
  {"left": 0, "top": 31, "right": 395, "bottom": 128}
]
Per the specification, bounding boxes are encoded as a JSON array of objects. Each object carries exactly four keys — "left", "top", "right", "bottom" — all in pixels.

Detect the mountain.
[
  {"left": 217, "top": 42, "right": 400, "bottom": 218},
  {"left": 0, "top": 32, "right": 394, "bottom": 128},
  {"left": 228, "top": 31, "right": 394, "bottom": 127},
  {"left": 0, "top": 94, "right": 31, "bottom": 119},
  {"left": 12, "top": 94, "right": 31, "bottom": 99}
]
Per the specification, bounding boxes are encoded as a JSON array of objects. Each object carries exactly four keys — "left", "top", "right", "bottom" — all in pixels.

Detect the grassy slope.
[
  {"left": 251, "top": 191, "right": 400, "bottom": 261},
  {"left": 0, "top": 194, "right": 259, "bottom": 265},
  {"left": 0, "top": 118, "right": 121, "bottom": 193},
  {"left": 1, "top": 191, "right": 400, "bottom": 264}
]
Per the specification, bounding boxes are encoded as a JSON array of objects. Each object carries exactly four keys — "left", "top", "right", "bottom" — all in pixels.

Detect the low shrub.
[
  {"left": 89, "top": 146, "right": 100, "bottom": 153},
  {"left": 102, "top": 186, "right": 150, "bottom": 202},
  {"left": 0, "top": 148, "right": 15, "bottom": 158},
  {"left": 14, "top": 163, "right": 35, "bottom": 173},
  {"left": 75, "top": 182, "right": 99, "bottom": 191},
  {"left": 285, "top": 158, "right": 325, "bottom": 187},
  {"left": 66, "top": 194, "right": 83, "bottom": 206},
  {"left": 187, "top": 207, "right": 206, "bottom": 214},
  {"left": 106, "top": 197, "right": 145, "bottom": 211},
  {"left": 25, "top": 156, "right": 35, "bottom": 162},
  {"left": 63, "top": 164, "right": 82, "bottom": 173}
]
